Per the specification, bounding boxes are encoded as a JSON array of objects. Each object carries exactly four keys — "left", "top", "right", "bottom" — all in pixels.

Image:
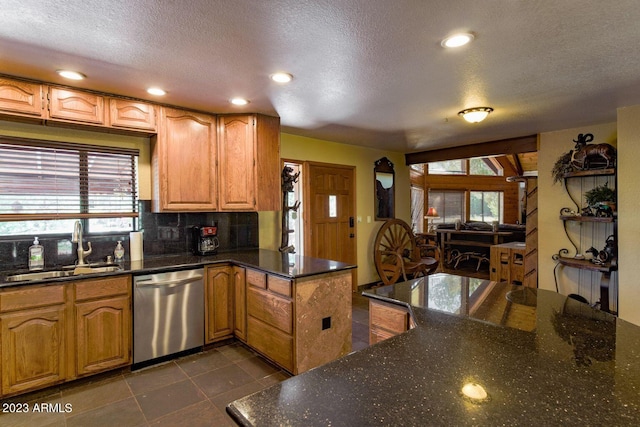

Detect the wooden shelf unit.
[{"left": 490, "top": 242, "right": 526, "bottom": 286}]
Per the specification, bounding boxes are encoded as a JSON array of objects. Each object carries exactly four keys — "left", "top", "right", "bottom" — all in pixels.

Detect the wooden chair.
[{"left": 373, "top": 219, "right": 439, "bottom": 286}]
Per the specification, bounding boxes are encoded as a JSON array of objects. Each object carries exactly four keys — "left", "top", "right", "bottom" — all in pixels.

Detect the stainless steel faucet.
[{"left": 71, "top": 220, "right": 92, "bottom": 265}]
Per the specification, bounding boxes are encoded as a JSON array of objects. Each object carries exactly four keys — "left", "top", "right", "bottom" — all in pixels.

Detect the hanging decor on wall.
[
  {"left": 374, "top": 157, "right": 395, "bottom": 220},
  {"left": 552, "top": 133, "right": 617, "bottom": 184},
  {"left": 279, "top": 165, "right": 301, "bottom": 253}
]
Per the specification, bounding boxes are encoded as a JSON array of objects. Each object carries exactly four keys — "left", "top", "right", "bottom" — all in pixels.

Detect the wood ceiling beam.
[
  {"left": 510, "top": 153, "right": 524, "bottom": 176},
  {"left": 405, "top": 134, "right": 538, "bottom": 165}
]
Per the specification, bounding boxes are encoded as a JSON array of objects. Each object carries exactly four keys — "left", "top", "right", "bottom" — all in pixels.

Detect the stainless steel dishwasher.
[{"left": 133, "top": 268, "right": 204, "bottom": 366}]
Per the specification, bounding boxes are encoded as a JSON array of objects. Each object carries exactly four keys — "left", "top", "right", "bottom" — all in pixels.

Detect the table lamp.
[{"left": 424, "top": 207, "right": 440, "bottom": 233}]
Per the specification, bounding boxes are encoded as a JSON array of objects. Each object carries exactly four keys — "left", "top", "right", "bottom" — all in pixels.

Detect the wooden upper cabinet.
[
  {"left": 0, "top": 78, "right": 44, "bottom": 118},
  {"left": 218, "top": 115, "right": 256, "bottom": 210},
  {"left": 218, "top": 114, "right": 281, "bottom": 211},
  {"left": 108, "top": 98, "right": 157, "bottom": 132},
  {"left": 152, "top": 107, "right": 218, "bottom": 212},
  {"left": 47, "top": 87, "right": 105, "bottom": 125}
]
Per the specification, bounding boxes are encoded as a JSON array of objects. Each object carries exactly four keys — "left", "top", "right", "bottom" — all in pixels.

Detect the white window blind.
[{"left": 0, "top": 137, "right": 138, "bottom": 221}]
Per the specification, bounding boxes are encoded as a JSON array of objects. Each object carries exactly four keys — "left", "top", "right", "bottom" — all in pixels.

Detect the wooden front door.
[{"left": 304, "top": 162, "right": 357, "bottom": 289}]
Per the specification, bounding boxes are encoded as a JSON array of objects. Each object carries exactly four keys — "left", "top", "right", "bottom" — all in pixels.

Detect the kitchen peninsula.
[
  {"left": 227, "top": 274, "right": 640, "bottom": 426},
  {"left": 0, "top": 249, "right": 355, "bottom": 398}
]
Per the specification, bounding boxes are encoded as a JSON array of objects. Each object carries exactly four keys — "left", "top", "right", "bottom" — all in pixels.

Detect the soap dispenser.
[
  {"left": 29, "top": 237, "right": 44, "bottom": 271},
  {"left": 114, "top": 241, "right": 125, "bottom": 262}
]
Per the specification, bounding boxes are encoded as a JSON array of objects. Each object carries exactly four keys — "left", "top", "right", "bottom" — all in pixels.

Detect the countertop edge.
[{"left": 0, "top": 249, "right": 357, "bottom": 288}]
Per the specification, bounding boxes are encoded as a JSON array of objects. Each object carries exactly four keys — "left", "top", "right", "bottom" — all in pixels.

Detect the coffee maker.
[{"left": 192, "top": 223, "right": 219, "bottom": 255}]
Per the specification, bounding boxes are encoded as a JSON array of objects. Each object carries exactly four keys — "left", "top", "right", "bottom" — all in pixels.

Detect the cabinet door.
[
  {"left": 254, "top": 114, "right": 281, "bottom": 211},
  {"left": 368, "top": 300, "right": 409, "bottom": 344},
  {"left": 218, "top": 115, "right": 256, "bottom": 210},
  {"left": 0, "top": 78, "right": 44, "bottom": 117},
  {"left": 205, "top": 266, "right": 234, "bottom": 343},
  {"left": 108, "top": 98, "right": 157, "bottom": 131},
  {"left": 1, "top": 306, "right": 66, "bottom": 395},
  {"left": 153, "top": 107, "right": 217, "bottom": 211},
  {"left": 75, "top": 296, "right": 131, "bottom": 376},
  {"left": 47, "top": 87, "right": 105, "bottom": 124},
  {"left": 233, "top": 266, "right": 247, "bottom": 341}
]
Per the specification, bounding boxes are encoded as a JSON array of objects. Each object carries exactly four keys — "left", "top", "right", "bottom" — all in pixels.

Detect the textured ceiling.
[{"left": 1, "top": 0, "right": 640, "bottom": 153}]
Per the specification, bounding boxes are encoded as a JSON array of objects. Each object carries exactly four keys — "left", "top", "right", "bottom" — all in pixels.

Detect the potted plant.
[
  {"left": 584, "top": 183, "right": 616, "bottom": 210},
  {"left": 552, "top": 151, "right": 574, "bottom": 184}
]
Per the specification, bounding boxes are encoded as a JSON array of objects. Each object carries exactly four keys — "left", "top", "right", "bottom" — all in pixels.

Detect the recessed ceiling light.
[
  {"left": 147, "top": 87, "right": 166, "bottom": 96},
  {"left": 57, "top": 70, "right": 86, "bottom": 80},
  {"left": 458, "top": 107, "right": 494, "bottom": 123},
  {"left": 270, "top": 72, "right": 293, "bottom": 83},
  {"left": 441, "top": 33, "right": 474, "bottom": 48},
  {"left": 230, "top": 97, "right": 249, "bottom": 106}
]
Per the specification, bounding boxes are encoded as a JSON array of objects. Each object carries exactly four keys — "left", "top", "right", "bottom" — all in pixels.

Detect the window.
[
  {"left": 428, "top": 190, "right": 464, "bottom": 224},
  {"left": 469, "top": 191, "right": 503, "bottom": 223},
  {"left": 410, "top": 186, "right": 424, "bottom": 233},
  {"left": 0, "top": 137, "right": 138, "bottom": 236},
  {"left": 427, "top": 160, "right": 466, "bottom": 175},
  {"left": 469, "top": 157, "right": 503, "bottom": 176}
]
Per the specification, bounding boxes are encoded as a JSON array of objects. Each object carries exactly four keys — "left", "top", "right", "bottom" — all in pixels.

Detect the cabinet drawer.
[
  {"left": 247, "top": 287, "right": 292, "bottom": 334},
  {"left": 369, "top": 326, "right": 397, "bottom": 345},
  {"left": 369, "top": 300, "right": 409, "bottom": 335},
  {"left": 247, "top": 316, "right": 293, "bottom": 372},
  {"left": 268, "top": 275, "right": 292, "bottom": 298},
  {"left": 0, "top": 284, "right": 65, "bottom": 312},
  {"left": 75, "top": 275, "right": 131, "bottom": 301},
  {"left": 246, "top": 269, "right": 266, "bottom": 289}
]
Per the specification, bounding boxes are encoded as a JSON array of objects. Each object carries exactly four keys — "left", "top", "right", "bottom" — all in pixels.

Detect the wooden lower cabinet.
[
  {"left": 246, "top": 270, "right": 294, "bottom": 372},
  {"left": 1, "top": 305, "right": 66, "bottom": 395},
  {"left": 247, "top": 316, "right": 294, "bottom": 371},
  {"left": 0, "top": 284, "right": 67, "bottom": 396},
  {"left": 74, "top": 276, "right": 132, "bottom": 376},
  {"left": 233, "top": 266, "right": 247, "bottom": 341},
  {"left": 369, "top": 299, "right": 412, "bottom": 345},
  {"left": 245, "top": 269, "right": 352, "bottom": 375},
  {"left": 205, "top": 266, "right": 234, "bottom": 343},
  {"left": 0, "top": 275, "right": 132, "bottom": 398}
]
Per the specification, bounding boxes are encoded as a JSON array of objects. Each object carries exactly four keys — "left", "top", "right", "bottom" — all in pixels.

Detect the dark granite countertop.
[
  {"left": 227, "top": 273, "right": 640, "bottom": 426},
  {"left": 0, "top": 249, "right": 355, "bottom": 288}
]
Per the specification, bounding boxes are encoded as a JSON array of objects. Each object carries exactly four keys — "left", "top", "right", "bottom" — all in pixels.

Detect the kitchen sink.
[
  {"left": 71, "top": 265, "right": 123, "bottom": 274},
  {"left": 4, "top": 265, "right": 124, "bottom": 283},
  {"left": 4, "top": 270, "right": 73, "bottom": 282}
]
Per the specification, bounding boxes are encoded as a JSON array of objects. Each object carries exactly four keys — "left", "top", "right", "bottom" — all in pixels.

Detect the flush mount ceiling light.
[
  {"left": 147, "top": 87, "right": 166, "bottom": 96},
  {"left": 458, "top": 107, "right": 494, "bottom": 123},
  {"left": 270, "top": 72, "right": 293, "bottom": 83},
  {"left": 57, "top": 70, "right": 86, "bottom": 80},
  {"left": 230, "top": 97, "right": 249, "bottom": 106},
  {"left": 441, "top": 33, "right": 475, "bottom": 48}
]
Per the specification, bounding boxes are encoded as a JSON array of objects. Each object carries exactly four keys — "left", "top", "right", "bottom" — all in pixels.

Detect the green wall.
[{"left": 259, "top": 133, "right": 410, "bottom": 287}]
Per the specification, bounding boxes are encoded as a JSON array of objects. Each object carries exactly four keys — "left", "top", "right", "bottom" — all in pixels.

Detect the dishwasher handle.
[{"left": 135, "top": 275, "right": 203, "bottom": 289}]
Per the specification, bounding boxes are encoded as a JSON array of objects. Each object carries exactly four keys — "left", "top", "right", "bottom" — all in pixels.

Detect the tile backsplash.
[{"left": 0, "top": 200, "right": 258, "bottom": 271}]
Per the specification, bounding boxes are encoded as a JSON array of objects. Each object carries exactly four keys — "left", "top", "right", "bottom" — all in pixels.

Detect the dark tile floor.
[{"left": 0, "top": 293, "right": 370, "bottom": 427}]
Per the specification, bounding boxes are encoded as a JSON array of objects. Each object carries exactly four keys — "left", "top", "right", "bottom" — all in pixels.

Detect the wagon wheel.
[{"left": 374, "top": 219, "right": 416, "bottom": 285}]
